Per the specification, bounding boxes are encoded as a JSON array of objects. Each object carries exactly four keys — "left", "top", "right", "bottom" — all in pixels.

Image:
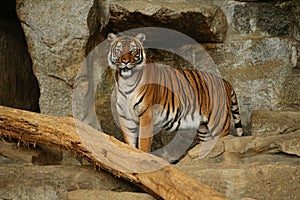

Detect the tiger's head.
[{"left": 107, "top": 33, "right": 146, "bottom": 78}]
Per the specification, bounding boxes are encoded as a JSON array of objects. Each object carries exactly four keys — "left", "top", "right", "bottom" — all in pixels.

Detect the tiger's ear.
[
  {"left": 136, "top": 33, "right": 146, "bottom": 44},
  {"left": 107, "top": 33, "right": 117, "bottom": 43}
]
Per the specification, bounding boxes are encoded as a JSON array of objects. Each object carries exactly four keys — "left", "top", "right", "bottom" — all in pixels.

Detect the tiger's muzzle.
[{"left": 118, "top": 64, "right": 135, "bottom": 78}]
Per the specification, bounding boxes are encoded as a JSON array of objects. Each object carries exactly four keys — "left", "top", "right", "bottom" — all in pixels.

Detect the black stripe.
[
  {"left": 166, "top": 108, "right": 181, "bottom": 131},
  {"left": 175, "top": 118, "right": 181, "bottom": 131},
  {"left": 118, "top": 87, "right": 127, "bottom": 99},
  {"left": 187, "top": 70, "right": 199, "bottom": 120},
  {"left": 163, "top": 118, "right": 173, "bottom": 130},
  {"left": 235, "top": 121, "right": 242, "bottom": 129},
  {"left": 133, "top": 94, "right": 145, "bottom": 109},
  {"left": 231, "top": 109, "right": 240, "bottom": 115},
  {"left": 201, "top": 72, "right": 213, "bottom": 123},
  {"left": 127, "top": 127, "right": 138, "bottom": 132},
  {"left": 165, "top": 69, "right": 175, "bottom": 113},
  {"left": 232, "top": 114, "right": 237, "bottom": 120},
  {"left": 137, "top": 104, "right": 150, "bottom": 117},
  {"left": 126, "top": 70, "right": 142, "bottom": 88},
  {"left": 165, "top": 103, "right": 170, "bottom": 121},
  {"left": 158, "top": 70, "right": 168, "bottom": 117},
  {"left": 118, "top": 114, "right": 136, "bottom": 122},
  {"left": 178, "top": 69, "right": 193, "bottom": 118},
  {"left": 197, "top": 130, "right": 208, "bottom": 134},
  {"left": 173, "top": 69, "right": 186, "bottom": 112},
  {"left": 231, "top": 102, "right": 238, "bottom": 106}
]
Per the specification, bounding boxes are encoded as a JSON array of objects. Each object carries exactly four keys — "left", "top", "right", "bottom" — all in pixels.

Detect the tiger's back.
[{"left": 132, "top": 63, "right": 243, "bottom": 140}]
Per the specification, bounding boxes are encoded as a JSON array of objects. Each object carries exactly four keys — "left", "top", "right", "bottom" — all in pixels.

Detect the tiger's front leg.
[
  {"left": 118, "top": 116, "right": 139, "bottom": 148},
  {"left": 138, "top": 110, "right": 153, "bottom": 153}
]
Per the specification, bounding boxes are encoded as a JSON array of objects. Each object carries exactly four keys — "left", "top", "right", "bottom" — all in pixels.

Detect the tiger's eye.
[
  {"left": 131, "top": 47, "right": 137, "bottom": 53},
  {"left": 116, "top": 48, "right": 122, "bottom": 55}
]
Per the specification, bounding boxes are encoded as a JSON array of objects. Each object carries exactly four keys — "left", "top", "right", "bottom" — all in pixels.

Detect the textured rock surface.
[
  {"left": 181, "top": 132, "right": 300, "bottom": 162},
  {"left": 68, "top": 190, "right": 154, "bottom": 200},
  {"left": 0, "top": 140, "right": 146, "bottom": 199},
  {"left": 0, "top": 141, "right": 40, "bottom": 164},
  {"left": 15, "top": 0, "right": 300, "bottom": 133},
  {"left": 178, "top": 132, "right": 300, "bottom": 200},
  {"left": 177, "top": 107, "right": 300, "bottom": 199},
  {"left": 0, "top": 165, "right": 141, "bottom": 200},
  {"left": 106, "top": 1, "right": 227, "bottom": 43},
  {"left": 0, "top": 185, "right": 60, "bottom": 200},
  {"left": 251, "top": 110, "right": 300, "bottom": 136},
  {"left": 177, "top": 164, "right": 300, "bottom": 200},
  {"left": 16, "top": 0, "right": 93, "bottom": 116}
]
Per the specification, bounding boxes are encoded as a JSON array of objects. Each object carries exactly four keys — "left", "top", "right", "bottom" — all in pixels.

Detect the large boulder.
[
  {"left": 106, "top": 1, "right": 227, "bottom": 43},
  {"left": 0, "top": 165, "right": 140, "bottom": 200},
  {"left": 178, "top": 132, "right": 300, "bottom": 199},
  {"left": 251, "top": 110, "right": 300, "bottom": 136},
  {"left": 16, "top": 0, "right": 94, "bottom": 116},
  {"left": 68, "top": 190, "right": 154, "bottom": 200}
]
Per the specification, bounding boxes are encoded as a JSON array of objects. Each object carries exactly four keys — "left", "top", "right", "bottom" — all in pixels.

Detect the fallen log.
[{"left": 0, "top": 105, "right": 227, "bottom": 200}]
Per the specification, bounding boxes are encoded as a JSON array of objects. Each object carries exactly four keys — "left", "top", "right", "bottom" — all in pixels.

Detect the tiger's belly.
[
  {"left": 153, "top": 109, "right": 202, "bottom": 132},
  {"left": 178, "top": 115, "right": 201, "bottom": 130}
]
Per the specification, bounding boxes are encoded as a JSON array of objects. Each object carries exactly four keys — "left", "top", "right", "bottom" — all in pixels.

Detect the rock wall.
[
  {"left": 16, "top": 0, "right": 93, "bottom": 116},
  {"left": 15, "top": 0, "right": 300, "bottom": 134}
]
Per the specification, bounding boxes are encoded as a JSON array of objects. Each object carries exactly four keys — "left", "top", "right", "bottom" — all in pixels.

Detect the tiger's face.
[{"left": 108, "top": 33, "right": 146, "bottom": 78}]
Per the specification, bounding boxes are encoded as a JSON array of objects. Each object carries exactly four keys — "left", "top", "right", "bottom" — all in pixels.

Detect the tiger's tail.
[{"left": 230, "top": 89, "right": 243, "bottom": 136}]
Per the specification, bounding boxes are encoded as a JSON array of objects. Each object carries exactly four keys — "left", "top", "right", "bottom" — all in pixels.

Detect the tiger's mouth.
[{"left": 118, "top": 66, "right": 133, "bottom": 77}]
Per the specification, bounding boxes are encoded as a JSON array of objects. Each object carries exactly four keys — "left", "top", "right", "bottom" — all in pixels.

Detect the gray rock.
[
  {"left": 178, "top": 132, "right": 300, "bottom": 200},
  {"left": 0, "top": 185, "right": 60, "bottom": 200},
  {"left": 181, "top": 132, "right": 300, "bottom": 163},
  {"left": 68, "top": 190, "right": 154, "bottom": 200},
  {"left": 16, "top": 0, "right": 300, "bottom": 136},
  {"left": 251, "top": 110, "right": 300, "bottom": 136},
  {"left": 0, "top": 141, "right": 83, "bottom": 166},
  {"left": 16, "top": 0, "right": 93, "bottom": 116},
  {"left": 107, "top": 1, "right": 227, "bottom": 43},
  {"left": 15, "top": 0, "right": 228, "bottom": 124},
  {"left": 229, "top": 2, "right": 293, "bottom": 37},
  {"left": 176, "top": 164, "right": 300, "bottom": 200},
  {"left": 0, "top": 165, "right": 140, "bottom": 199},
  {"left": 0, "top": 141, "right": 40, "bottom": 165}
]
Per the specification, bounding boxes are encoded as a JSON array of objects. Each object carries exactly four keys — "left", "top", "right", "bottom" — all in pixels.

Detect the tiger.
[{"left": 107, "top": 33, "right": 243, "bottom": 155}]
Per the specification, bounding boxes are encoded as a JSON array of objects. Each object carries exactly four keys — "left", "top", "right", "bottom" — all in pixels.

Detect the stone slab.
[
  {"left": 251, "top": 110, "right": 300, "bottom": 136},
  {"left": 0, "top": 165, "right": 140, "bottom": 200},
  {"left": 68, "top": 190, "right": 154, "bottom": 200}
]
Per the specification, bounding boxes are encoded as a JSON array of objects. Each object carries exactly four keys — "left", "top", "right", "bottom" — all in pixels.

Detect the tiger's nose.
[{"left": 121, "top": 56, "right": 130, "bottom": 64}]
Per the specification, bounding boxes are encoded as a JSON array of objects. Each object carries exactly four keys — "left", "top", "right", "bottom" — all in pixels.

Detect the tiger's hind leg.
[
  {"left": 197, "top": 122, "right": 213, "bottom": 142},
  {"left": 197, "top": 122, "right": 219, "bottom": 158}
]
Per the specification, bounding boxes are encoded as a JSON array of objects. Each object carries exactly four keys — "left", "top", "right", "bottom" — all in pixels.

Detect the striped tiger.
[{"left": 107, "top": 33, "right": 243, "bottom": 154}]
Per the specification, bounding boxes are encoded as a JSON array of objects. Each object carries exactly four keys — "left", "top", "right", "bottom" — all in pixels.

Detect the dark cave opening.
[{"left": 0, "top": 0, "right": 40, "bottom": 112}]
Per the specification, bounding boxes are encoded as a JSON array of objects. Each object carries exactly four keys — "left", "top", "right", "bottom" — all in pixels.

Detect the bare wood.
[{"left": 0, "top": 105, "right": 227, "bottom": 200}]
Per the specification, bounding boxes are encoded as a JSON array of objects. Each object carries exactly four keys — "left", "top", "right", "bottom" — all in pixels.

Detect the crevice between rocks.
[{"left": 0, "top": 0, "right": 40, "bottom": 113}]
